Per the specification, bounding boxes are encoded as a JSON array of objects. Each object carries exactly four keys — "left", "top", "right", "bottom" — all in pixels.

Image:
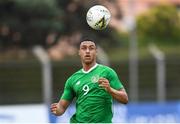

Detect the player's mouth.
[{"left": 84, "top": 55, "right": 91, "bottom": 58}]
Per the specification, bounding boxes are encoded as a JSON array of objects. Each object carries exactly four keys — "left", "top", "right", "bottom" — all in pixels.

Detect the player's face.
[{"left": 79, "top": 41, "right": 97, "bottom": 65}]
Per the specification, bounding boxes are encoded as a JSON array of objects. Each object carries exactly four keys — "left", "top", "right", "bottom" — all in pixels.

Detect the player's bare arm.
[
  {"left": 98, "top": 78, "right": 128, "bottom": 104},
  {"left": 50, "top": 99, "right": 71, "bottom": 116}
]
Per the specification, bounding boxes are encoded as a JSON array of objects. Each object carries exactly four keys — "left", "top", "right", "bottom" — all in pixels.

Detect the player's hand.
[
  {"left": 50, "top": 103, "right": 60, "bottom": 115},
  {"left": 98, "top": 78, "right": 111, "bottom": 92}
]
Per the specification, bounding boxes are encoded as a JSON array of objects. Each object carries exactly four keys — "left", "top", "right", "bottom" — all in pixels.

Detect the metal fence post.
[
  {"left": 149, "top": 44, "right": 166, "bottom": 102},
  {"left": 32, "top": 46, "right": 53, "bottom": 115}
]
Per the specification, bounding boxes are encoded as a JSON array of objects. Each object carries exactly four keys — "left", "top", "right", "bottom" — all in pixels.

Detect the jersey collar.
[{"left": 82, "top": 63, "right": 98, "bottom": 74}]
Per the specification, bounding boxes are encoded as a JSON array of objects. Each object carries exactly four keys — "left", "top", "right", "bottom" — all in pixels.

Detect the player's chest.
[{"left": 72, "top": 74, "right": 104, "bottom": 95}]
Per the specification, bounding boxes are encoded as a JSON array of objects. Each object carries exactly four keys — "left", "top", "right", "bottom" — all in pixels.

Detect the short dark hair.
[{"left": 79, "top": 38, "right": 97, "bottom": 48}]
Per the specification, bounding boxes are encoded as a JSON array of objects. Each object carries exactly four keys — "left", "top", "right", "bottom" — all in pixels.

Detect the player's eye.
[
  {"left": 81, "top": 46, "right": 86, "bottom": 50},
  {"left": 89, "top": 46, "right": 95, "bottom": 50},
  {"left": 89, "top": 48, "right": 94, "bottom": 50}
]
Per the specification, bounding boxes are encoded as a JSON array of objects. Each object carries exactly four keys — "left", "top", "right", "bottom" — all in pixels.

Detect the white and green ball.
[{"left": 86, "top": 5, "right": 111, "bottom": 30}]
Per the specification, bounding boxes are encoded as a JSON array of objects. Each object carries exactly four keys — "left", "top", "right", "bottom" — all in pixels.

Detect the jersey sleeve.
[
  {"left": 60, "top": 77, "right": 75, "bottom": 101},
  {"left": 108, "top": 68, "right": 124, "bottom": 90}
]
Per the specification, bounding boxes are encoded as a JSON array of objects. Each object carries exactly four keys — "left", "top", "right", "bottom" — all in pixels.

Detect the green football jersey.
[{"left": 61, "top": 63, "right": 124, "bottom": 123}]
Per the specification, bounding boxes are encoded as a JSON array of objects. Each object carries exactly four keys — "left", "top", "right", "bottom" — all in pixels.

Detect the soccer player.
[{"left": 50, "top": 40, "right": 128, "bottom": 123}]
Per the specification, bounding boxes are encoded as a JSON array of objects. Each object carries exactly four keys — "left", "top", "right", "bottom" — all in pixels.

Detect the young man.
[{"left": 50, "top": 40, "right": 128, "bottom": 123}]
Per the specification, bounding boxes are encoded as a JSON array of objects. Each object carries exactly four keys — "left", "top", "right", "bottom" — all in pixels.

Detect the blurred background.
[{"left": 0, "top": 0, "right": 180, "bottom": 123}]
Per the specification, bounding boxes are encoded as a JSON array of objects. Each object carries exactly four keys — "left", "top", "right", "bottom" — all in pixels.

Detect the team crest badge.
[{"left": 91, "top": 75, "right": 99, "bottom": 83}]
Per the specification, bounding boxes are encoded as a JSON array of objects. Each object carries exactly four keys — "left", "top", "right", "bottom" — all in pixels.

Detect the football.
[{"left": 86, "top": 5, "right": 111, "bottom": 30}]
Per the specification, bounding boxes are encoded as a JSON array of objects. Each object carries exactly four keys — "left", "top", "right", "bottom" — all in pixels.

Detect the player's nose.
[{"left": 85, "top": 48, "right": 90, "bottom": 53}]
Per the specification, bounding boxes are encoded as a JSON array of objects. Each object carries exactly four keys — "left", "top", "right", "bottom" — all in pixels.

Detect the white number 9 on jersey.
[{"left": 82, "top": 84, "right": 89, "bottom": 95}]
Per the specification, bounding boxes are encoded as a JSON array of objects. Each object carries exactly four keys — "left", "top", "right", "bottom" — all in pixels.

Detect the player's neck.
[{"left": 83, "top": 62, "right": 96, "bottom": 72}]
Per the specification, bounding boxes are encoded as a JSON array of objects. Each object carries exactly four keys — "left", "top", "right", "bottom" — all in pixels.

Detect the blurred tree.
[
  {"left": 0, "top": 0, "right": 125, "bottom": 50},
  {"left": 137, "top": 4, "right": 180, "bottom": 45},
  {"left": 0, "top": 0, "right": 64, "bottom": 49}
]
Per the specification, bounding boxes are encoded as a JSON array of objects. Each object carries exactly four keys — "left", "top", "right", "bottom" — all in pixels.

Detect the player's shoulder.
[
  {"left": 98, "top": 64, "right": 114, "bottom": 71},
  {"left": 98, "top": 64, "right": 118, "bottom": 76},
  {"left": 67, "top": 68, "right": 82, "bottom": 80},
  {"left": 73, "top": 68, "right": 82, "bottom": 75}
]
